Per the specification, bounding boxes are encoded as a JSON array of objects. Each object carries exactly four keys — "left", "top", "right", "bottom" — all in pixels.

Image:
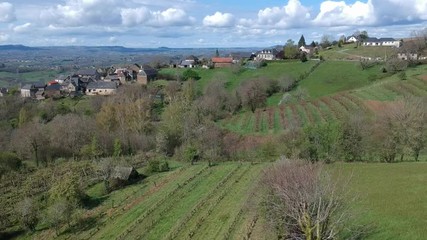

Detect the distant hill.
[{"left": 0, "top": 44, "right": 40, "bottom": 51}]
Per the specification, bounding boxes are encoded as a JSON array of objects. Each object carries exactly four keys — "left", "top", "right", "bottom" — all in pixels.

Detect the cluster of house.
[
  {"left": 20, "top": 64, "right": 158, "bottom": 99},
  {"left": 0, "top": 87, "right": 8, "bottom": 97},
  {"left": 175, "top": 50, "right": 286, "bottom": 69},
  {"left": 345, "top": 35, "right": 402, "bottom": 47}
]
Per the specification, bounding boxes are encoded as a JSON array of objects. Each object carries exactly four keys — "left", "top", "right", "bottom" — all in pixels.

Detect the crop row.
[
  {"left": 117, "top": 166, "right": 212, "bottom": 239},
  {"left": 165, "top": 164, "right": 243, "bottom": 240},
  {"left": 81, "top": 166, "right": 190, "bottom": 239},
  {"left": 185, "top": 165, "right": 253, "bottom": 239}
]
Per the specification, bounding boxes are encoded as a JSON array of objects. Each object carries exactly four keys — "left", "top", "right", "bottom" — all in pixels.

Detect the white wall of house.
[
  {"left": 20, "top": 89, "right": 31, "bottom": 98},
  {"left": 382, "top": 41, "right": 401, "bottom": 47},
  {"left": 347, "top": 36, "right": 358, "bottom": 43},
  {"left": 86, "top": 88, "right": 117, "bottom": 96}
]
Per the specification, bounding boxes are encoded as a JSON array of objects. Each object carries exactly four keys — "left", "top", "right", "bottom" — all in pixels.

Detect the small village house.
[
  {"left": 86, "top": 81, "right": 117, "bottom": 96},
  {"left": 346, "top": 36, "right": 358, "bottom": 43},
  {"left": 137, "top": 66, "right": 158, "bottom": 85},
  {"left": 256, "top": 49, "right": 283, "bottom": 61},
  {"left": 104, "top": 74, "right": 121, "bottom": 86},
  {"left": 44, "top": 84, "right": 62, "bottom": 98},
  {"left": 76, "top": 69, "right": 101, "bottom": 80},
  {"left": 212, "top": 57, "right": 233, "bottom": 68},
  {"left": 180, "top": 55, "right": 199, "bottom": 68},
  {"left": 299, "top": 45, "right": 316, "bottom": 55},
  {"left": 109, "top": 166, "right": 141, "bottom": 190},
  {"left": 20, "top": 84, "right": 32, "bottom": 98},
  {"left": 0, "top": 87, "right": 7, "bottom": 97},
  {"left": 363, "top": 38, "right": 401, "bottom": 47},
  {"left": 54, "top": 75, "right": 67, "bottom": 84}
]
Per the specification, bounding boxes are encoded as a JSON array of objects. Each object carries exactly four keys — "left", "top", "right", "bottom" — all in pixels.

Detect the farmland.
[
  {"left": 21, "top": 162, "right": 271, "bottom": 240},
  {"left": 16, "top": 161, "right": 427, "bottom": 240},
  {"left": 221, "top": 64, "right": 427, "bottom": 135}
]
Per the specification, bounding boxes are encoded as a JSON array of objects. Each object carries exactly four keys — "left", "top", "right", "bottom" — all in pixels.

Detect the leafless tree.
[
  {"left": 238, "top": 79, "right": 267, "bottom": 113},
  {"left": 262, "top": 158, "right": 354, "bottom": 239},
  {"left": 164, "top": 81, "right": 181, "bottom": 103},
  {"left": 47, "top": 114, "right": 96, "bottom": 159},
  {"left": 10, "top": 120, "right": 49, "bottom": 167}
]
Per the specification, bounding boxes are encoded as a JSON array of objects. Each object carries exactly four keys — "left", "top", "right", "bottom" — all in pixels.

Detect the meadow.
[
  {"left": 221, "top": 63, "right": 427, "bottom": 135},
  {"left": 18, "top": 161, "right": 427, "bottom": 240}
]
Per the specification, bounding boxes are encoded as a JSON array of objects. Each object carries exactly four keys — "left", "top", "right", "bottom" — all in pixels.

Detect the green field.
[
  {"left": 320, "top": 44, "right": 398, "bottom": 61},
  {"left": 221, "top": 63, "right": 427, "bottom": 135},
  {"left": 331, "top": 162, "right": 427, "bottom": 240},
  {"left": 19, "top": 161, "right": 427, "bottom": 240},
  {"left": 299, "top": 61, "right": 387, "bottom": 99},
  {"left": 0, "top": 70, "right": 64, "bottom": 87},
  {"left": 160, "top": 61, "right": 317, "bottom": 92}
]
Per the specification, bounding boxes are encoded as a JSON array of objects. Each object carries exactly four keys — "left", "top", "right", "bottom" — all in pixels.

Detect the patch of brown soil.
[{"left": 364, "top": 100, "right": 401, "bottom": 113}]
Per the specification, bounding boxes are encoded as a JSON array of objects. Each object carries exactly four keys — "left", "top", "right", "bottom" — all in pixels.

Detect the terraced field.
[
  {"left": 28, "top": 162, "right": 269, "bottom": 240},
  {"left": 222, "top": 74, "right": 427, "bottom": 134}
]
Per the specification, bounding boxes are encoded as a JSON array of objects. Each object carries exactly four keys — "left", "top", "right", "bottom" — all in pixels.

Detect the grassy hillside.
[
  {"left": 0, "top": 70, "right": 64, "bottom": 87},
  {"left": 160, "top": 61, "right": 317, "bottom": 92},
  {"left": 320, "top": 44, "right": 398, "bottom": 61},
  {"left": 299, "top": 61, "right": 388, "bottom": 99},
  {"left": 331, "top": 162, "right": 427, "bottom": 240},
  {"left": 22, "top": 162, "right": 269, "bottom": 240},
  {"left": 221, "top": 64, "right": 427, "bottom": 135},
  {"left": 18, "top": 161, "right": 427, "bottom": 240}
]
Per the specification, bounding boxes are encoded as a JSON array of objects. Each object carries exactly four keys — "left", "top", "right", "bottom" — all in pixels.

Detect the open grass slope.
[
  {"left": 330, "top": 162, "right": 427, "bottom": 240},
  {"left": 319, "top": 44, "right": 398, "bottom": 61},
  {"left": 0, "top": 70, "right": 64, "bottom": 87},
  {"left": 24, "top": 162, "right": 266, "bottom": 240},
  {"left": 299, "top": 61, "right": 388, "bottom": 99},
  {"left": 222, "top": 64, "right": 427, "bottom": 135},
  {"left": 17, "top": 161, "right": 427, "bottom": 240},
  {"left": 160, "top": 61, "right": 317, "bottom": 92}
]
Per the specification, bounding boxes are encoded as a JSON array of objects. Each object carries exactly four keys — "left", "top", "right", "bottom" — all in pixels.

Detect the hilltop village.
[{"left": 12, "top": 34, "right": 426, "bottom": 101}]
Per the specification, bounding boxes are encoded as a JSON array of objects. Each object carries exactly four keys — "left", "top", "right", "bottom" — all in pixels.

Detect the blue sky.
[{"left": 0, "top": 0, "right": 426, "bottom": 47}]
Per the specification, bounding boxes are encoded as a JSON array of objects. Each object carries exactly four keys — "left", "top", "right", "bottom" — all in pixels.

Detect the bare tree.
[
  {"left": 48, "top": 114, "right": 96, "bottom": 159},
  {"left": 10, "top": 120, "right": 49, "bottom": 167},
  {"left": 16, "top": 198, "right": 39, "bottom": 232},
  {"left": 238, "top": 79, "right": 267, "bottom": 113},
  {"left": 262, "top": 158, "right": 353, "bottom": 239}
]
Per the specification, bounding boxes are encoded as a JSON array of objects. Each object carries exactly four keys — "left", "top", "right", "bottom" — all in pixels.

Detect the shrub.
[
  {"left": 0, "top": 151, "right": 21, "bottom": 177},
  {"left": 159, "top": 161, "right": 170, "bottom": 172},
  {"left": 398, "top": 71, "right": 407, "bottom": 80},
  {"left": 16, "top": 198, "right": 39, "bottom": 232},
  {"left": 147, "top": 159, "right": 170, "bottom": 173},
  {"left": 182, "top": 69, "right": 200, "bottom": 81},
  {"left": 147, "top": 160, "right": 160, "bottom": 173}
]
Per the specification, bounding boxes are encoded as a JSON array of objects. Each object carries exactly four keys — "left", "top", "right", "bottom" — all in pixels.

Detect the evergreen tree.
[
  {"left": 215, "top": 49, "right": 220, "bottom": 57},
  {"left": 298, "top": 35, "right": 306, "bottom": 47}
]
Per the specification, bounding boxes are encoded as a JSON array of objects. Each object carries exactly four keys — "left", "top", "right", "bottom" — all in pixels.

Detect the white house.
[
  {"left": 20, "top": 84, "right": 32, "bottom": 98},
  {"left": 86, "top": 82, "right": 117, "bottom": 96},
  {"left": 256, "top": 49, "right": 279, "bottom": 61},
  {"left": 299, "top": 45, "right": 314, "bottom": 54},
  {"left": 397, "top": 52, "right": 418, "bottom": 60},
  {"left": 363, "top": 38, "right": 401, "bottom": 47},
  {"left": 346, "top": 36, "right": 358, "bottom": 43}
]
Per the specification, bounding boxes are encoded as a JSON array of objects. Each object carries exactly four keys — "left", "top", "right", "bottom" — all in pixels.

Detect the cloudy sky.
[{"left": 0, "top": 0, "right": 426, "bottom": 47}]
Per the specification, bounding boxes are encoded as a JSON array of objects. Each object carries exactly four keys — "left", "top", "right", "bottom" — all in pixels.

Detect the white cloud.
[
  {"left": 121, "top": 7, "right": 194, "bottom": 27},
  {"left": 371, "top": 0, "right": 427, "bottom": 25},
  {"left": 255, "top": 0, "right": 311, "bottom": 28},
  {"left": 203, "top": 12, "right": 235, "bottom": 28},
  {"left": 40, "top": 0, "right": 121, "bottom": 27},
  {"left": 313, "top": 1, "right": 376, "bottom": 26},
  {"left": 109, "top": 36, "right": 118, "bottom": 43},
  {"left": 0, "top": 33, "right": 9, "bottom": 42},
  {"left": 0, "top": 2, "right": 15, "bottom": 23},
  {"left": 13, "top": 23, "right": 32, "bottom": 33}
]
